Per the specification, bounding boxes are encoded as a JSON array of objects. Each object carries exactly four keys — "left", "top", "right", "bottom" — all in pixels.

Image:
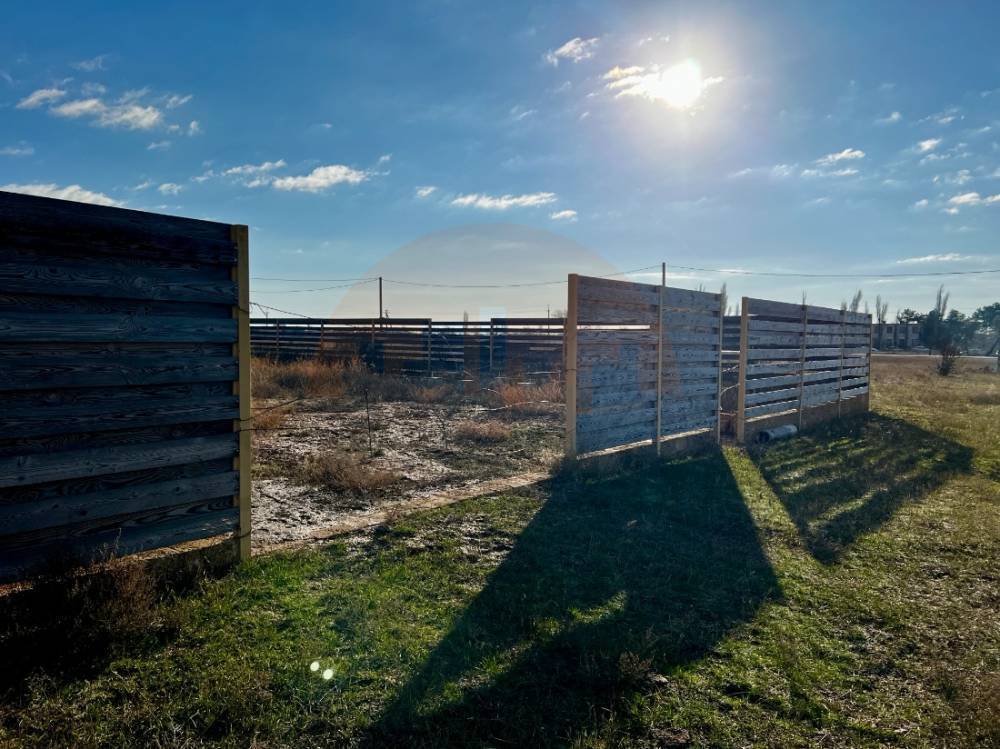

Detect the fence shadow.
[
  {"left": 365, "top": 450, "right": 780, "bottom": 747},
  {"left": 753, "top": 413, "right": 973, "bottom": 564}
]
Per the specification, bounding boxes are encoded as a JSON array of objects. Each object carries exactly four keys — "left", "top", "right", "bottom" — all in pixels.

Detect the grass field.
[{"left": 1, "top": 359, "right": 998, "bottom": 748}]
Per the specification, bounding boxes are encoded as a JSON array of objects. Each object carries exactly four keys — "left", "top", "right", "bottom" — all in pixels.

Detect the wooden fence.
[
  {"left": 565, "top": 274, "right": 723, "bottom": 456},
  {"left": 250, "top": 316, "right": 565, "bottom": 376},
  {"left": 0, "top": 191, "right": 251, "bottom": 581},
  {"left": 735, "top": 298, "right": 871, "bottom": 443}
]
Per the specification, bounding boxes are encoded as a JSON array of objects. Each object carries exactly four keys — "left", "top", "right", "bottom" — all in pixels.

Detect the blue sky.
[{"left": 2, "top": 1, "right": 999, "bottom": 319}]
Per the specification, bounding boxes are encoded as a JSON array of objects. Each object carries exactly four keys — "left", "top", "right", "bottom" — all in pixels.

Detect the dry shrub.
[
  {"left": 454, "top": 419, "right": 512, "bottom": 443},
  {"left": 491, "top": 378, "right": 563, "bottom": 415},
  {"left": 251, "top": 357, "right": 356, "bottom": 399},
  {"left": 298, "top": 451, "right": 400, "bottom": 492},
  {"left": 412, "top": 384, "right": 454, "bottom": 403},
  {"left": 252, "top": 406, "right": 289, "bottom": 431}
]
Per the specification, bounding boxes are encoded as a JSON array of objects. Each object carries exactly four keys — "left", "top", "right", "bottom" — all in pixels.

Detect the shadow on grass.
[
  {"left": 753, "top": 413, "right": 973, "bottom": 564},
  {"left": 365, "top": 449, "right": 780, "bottom": 747}
]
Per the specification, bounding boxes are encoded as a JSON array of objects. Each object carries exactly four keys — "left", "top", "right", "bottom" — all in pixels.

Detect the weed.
[
  {"left": 453, "top": 419, "right": 512, "bottom": 443},
  {"left": 297, "top": 450, "right": 400, "bottom": 492}
]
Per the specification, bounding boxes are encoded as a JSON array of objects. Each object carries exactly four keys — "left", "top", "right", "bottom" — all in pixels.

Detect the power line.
[
  {"left": 252, "top": 279, "right": 378, "bottom": 294},
  {"left": 251, "top": 275, "right": 378, "bottom": 282},
  {"left": 670, "top": 264, "right": 1000, "bottom": 279}
]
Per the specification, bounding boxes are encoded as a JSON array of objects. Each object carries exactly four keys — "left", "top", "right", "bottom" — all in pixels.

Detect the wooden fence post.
[
  {"left": 231, "top": 225, "right": 252, "bottom": 562},
  {"left": 735, "top": 298, "right": 749, "bottom": 444},
  {"left": 797, "top": 304, "right": 808, "bottom": 430},
  {"left": 715, "top": 292, "right": 724, "bottom": 443},
  {"left": 864, "top": 313, "right": 873, "bottom": 411},
  {"left": 489, "top": 319, "right": 495, "bottom": 373},
  {"left": 655, "top": 281, "right": 664, "bottom": 454},
  {"left": 426, "top": 320, "right": 433, "bottom": 375},
  {"left": 836, "top": 309, "right": 846, "bottom": 418},
  {"left": 565, "top": 274, "right": 579, "bottom": 457}
]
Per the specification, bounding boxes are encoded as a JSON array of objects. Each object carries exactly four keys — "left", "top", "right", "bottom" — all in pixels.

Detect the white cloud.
[
  {"left": 916, "top": 138, "right": 942, "bottom": 153},
  {"left": 0, "top": 143, "right": 33, "bottom": 156},
  {"left": 603, "top": 65, "right": 644, "bottom": 81},
  {"left": 158, "top": 182, "right": 183, "bottom": 195},
  {"left": 81, "top": 82, "right": 107, "bottom": 96},
  {"left": 895, "top": 253, "right": 974, "bottom": 264},
  {"left": 944, "top": 191, "right": 1000, "bottom": 211},
  {"left": 133, "top": 179, "right": 154, "bottom": 191},
  {"left": 451, "top": 192, "right": 557, "bottom": 210},
  {"left": 223, "top": 159, "right": 287, "bottom": 187},
  {"left": 187, "top": 120, "right": 201, "bottom": 135},
  {"left": 803, "top": 197, "right": 831, "bottom": 207},
  {"left": 415, "top": 185, "right": 437, "bottom": 198},
  {"left": 376, "top": 153, "right": 391, "bottom": 166},
  {"left": 72, "top": 54, "right": 109, "bottom": 72},
  {"left": 549, "top": 209, "right": 578, "bottom": 221},
  {"left": 770, "top": 164, "right": 797, "bottom": 178},
  {"left": 16, "top": 87, "right": 66, "bottom": 109},
  {"left": 876, "top": 111, "right": 901, "bottom": 125},
  {"left": 272, "top": 164, "right": 369, "bottom": 193},
  {"left": 509, "top": 105, "right": 536, "bottom": 121},
  {"left": 933, "top": 169, "right": 972, "bottom": 186},
  {"left": 147, "top": 140, "right": 171, "bottom": 150},
  {"left": 911, "top": 198, "right": 930, "bottom": 210},
  {"left": 164, "top": 94, "right": 192, "bottom": 109},
  {"left": 544, "top": 37, "right": 599, "bottom": 66},
  {"left": 816, "top": 148, "right": 865, "bottom": 166},
  {"left": 0, "top": 182, "right": 121, "bottom": 206},
  {"left": 50, "top": 97, "right": 163, "bottom": 130}
]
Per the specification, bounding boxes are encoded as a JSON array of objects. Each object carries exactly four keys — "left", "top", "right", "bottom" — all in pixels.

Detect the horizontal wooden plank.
[
  {"left": 0, "top": 256, "right": 236, "bottom": 304},
  {"left": 664, "top": 331, "right": 720, "bottom": 346},
  {"left": 662, "top": 310, "right": 720, "bottom": 329},
  {"left": 1, "top": 395, "right": 238, "bottom": 438},
  {"left": 0, "top": 190, "right": 235, "bottom": 264},
  {"left": 0, "top": 471, "right": 238, "bottom": 536},
  {"left": 578, "top": 330, "right": 657, "bottom": 345},
  {"left": 746, "top": 400, "right": 799, "bottom": 419},
  {"left": 577, "top": 367, "right": 719, "bottom": 389},
  {"left": 745, "top": 387, "right": 800, "bottom": 406},
  {"left": 0, "top": 313, "right": 237, "bottom": 343},
  {"left": 0, "top": 505, "right": 238, "bottom": 582},
  {"left": 577, "top": 300, "right": 656, "bottom": 325},
  {"left": 0, "top": 354, "right": 237, "bottom": 391},
  {"left": 0, "top": 434, "right": 237, "bottom": 489}
]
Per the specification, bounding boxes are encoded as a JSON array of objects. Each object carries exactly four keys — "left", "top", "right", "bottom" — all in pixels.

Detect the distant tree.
[
  {"left": 896, "top": 308, "right": 924, "bottom": 325},
  {"left": 875, "top": 295, "right": 889, "bottom": 325},
  {"left": 849, "top": 289, "right": 864, "bottom": 313},
  {"left": 972, "top": 302, "right": 1000, "bottom": 363},
  {"left": 921, "top": 286, "right": 977, "bottom": 375}
]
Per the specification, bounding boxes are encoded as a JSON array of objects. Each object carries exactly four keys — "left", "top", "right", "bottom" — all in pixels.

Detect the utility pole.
[
  {"left": 662, "top": 261, "right": 666, "bottom": 286},
  {"left": 378, "top": 276, "right": 383, "bottom": 321}
]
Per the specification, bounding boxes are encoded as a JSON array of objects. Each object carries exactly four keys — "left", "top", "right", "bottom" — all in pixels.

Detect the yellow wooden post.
[
  {"left": 231, "top": 225, "right": 252, "bottom": 561},
  {"left": 715, "top": 292, "right": 724, "bottom": 443},
  {"left": 797, "top": 304, "right": 808, "bottom": 430},
  {"left": 565, "top": 274, "right": 578, "bottom": 457},
  {"left": 735, "top": 298, "right": 749, "bottom": 443}
]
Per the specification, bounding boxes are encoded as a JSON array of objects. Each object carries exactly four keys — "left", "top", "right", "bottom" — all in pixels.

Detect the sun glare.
[
  {"left": 609, "top": 58, "right": 723, "bottom": 111},
  {"left": 654, "top": 60, "right": 709, "bottom": 109}
]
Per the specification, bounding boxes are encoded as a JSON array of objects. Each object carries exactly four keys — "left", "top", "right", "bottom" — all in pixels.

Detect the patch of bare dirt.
[{"left": 251, "top": 399, "right": 560, "bottom": 548}]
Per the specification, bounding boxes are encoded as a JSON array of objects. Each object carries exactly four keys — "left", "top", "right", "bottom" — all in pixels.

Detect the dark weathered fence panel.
[
  {"left": 250, "top": 317, "right": 565, "bottom": 376},
  {"left": 0, "top": 191, "right": 250, "bottom": 581}
]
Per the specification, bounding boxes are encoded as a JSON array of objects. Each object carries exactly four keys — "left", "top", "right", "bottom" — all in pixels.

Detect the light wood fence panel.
[
  {"left": 566, "top": 274, "right": 722, "bottom": 456},
  {"left": 0, "top": 191, "right": 250, "bottom": 581},
  {"left": 735, "top": 296, "right": 871, "bottom": 443}
]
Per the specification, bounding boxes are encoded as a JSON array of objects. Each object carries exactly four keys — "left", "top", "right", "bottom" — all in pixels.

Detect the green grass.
[{"left": 1, "top": 360, "right": 998, "bottom": 747}]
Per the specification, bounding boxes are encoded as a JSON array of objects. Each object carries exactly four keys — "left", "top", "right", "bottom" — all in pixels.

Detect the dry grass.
[
  {"left": 453, "top": 419, "right": 512, "bottom": 443},
  {"left": 297, "top": 450, "right": 401, "bottom": 492},
  {"left": 490, "top": 378, "right": 563, "bottom": 415},
  {"left": 251, "top": 406, "right": 289, "bottom": 431},
  {"left": 411, "top": 384, "right": 455, "bottom": 404},
  {"left": 251, "top": 357, "right": 353, "bottom": 400}
]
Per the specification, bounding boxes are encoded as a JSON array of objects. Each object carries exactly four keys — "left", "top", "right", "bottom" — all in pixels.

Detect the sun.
[
  {"left": 651, "top": 59, "right": 711, "bottom": 109},
  {"left": 610, "top": 58, "right": 724, "bottom": 111}
]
